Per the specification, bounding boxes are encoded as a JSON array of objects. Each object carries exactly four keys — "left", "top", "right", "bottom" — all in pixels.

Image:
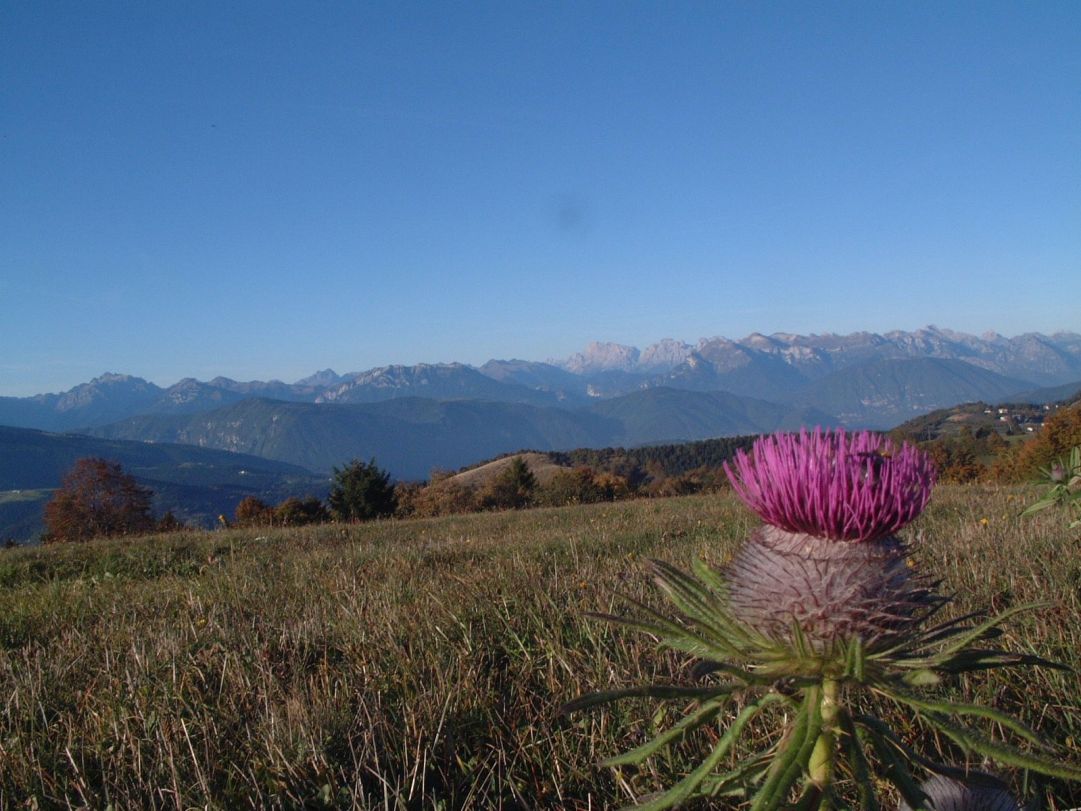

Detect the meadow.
[{"left": 1, "top": 487, "right": 1079, "bottom": 809}]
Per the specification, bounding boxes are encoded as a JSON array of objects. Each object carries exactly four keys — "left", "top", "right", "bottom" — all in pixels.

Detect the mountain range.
[{"left": 2, "top": 327, "right": 1080, "bottom": 501}]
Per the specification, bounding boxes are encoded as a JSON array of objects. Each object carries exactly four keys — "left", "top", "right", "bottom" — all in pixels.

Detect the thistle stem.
[{"left": 808, "top": 677, "right": 840, "bottom": 792}]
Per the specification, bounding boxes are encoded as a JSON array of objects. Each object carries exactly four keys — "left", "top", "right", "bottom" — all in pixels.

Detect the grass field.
[{"left": 1, "top": 487, "right": 1079, "bottom": 809}]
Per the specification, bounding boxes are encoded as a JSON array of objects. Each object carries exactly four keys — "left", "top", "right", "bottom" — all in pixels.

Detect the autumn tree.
[
  {"left": 234, "top": 496, "right": 274, "bottom": 527},
  {"left": 400, "top": 478, "right": 479, "bottom": 517},
  {"left": 43, "top": 457, "right": 155, "bottom": 543},
  {"left": 328, "top": 458, "right": 397, "bottom": 522},
  {"left": 992, "top": 403, "right": 1081, "bottom": 482}
]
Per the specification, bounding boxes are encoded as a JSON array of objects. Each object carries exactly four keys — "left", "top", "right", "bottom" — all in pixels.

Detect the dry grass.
[{"left": 1, "top": 487, "right": 1079, "bottom": 809}]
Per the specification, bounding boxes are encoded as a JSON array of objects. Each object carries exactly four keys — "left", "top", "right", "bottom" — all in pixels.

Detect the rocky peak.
[
  {"left": 293, "top": 369, "right": 342, "bottom": 388},
  {"left": 639, "top": 339, "right": 693, "bottom": 372},
  {"left": 559, "top": 342, "right": 641, "bottom": 374}
]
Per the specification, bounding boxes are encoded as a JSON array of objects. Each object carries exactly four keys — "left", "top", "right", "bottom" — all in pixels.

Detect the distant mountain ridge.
[
  {"left": 1, "top": 327, "right": 1078, "bottom": 493},
  {"left": 316, "top": 362, "right": 565, "bottom": 408},
  {"left": 549, "top": 327, "right": 1081, "bottom": 392},
  {"left": 4, "top": 328, "right": 1078, "bottom": 432}
]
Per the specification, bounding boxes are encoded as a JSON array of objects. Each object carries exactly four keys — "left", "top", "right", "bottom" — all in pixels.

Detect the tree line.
[{"left": 39, "top": 458, "right": 397, "bottom": 543}]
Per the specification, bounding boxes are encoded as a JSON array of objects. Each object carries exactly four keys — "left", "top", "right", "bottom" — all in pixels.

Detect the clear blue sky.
[{"left": 2, "top": 2, "right": 1079, "bottom": 396}]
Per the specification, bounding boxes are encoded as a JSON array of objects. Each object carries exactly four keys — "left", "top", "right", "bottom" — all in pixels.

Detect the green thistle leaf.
[
  {"left": 601, "top": 697, "right": 727, "bottom": 768},
  {"left": 930, "top": 715, "right": 1081, "bottom": 780},
  {"left": 855, "top": 715, "right": 930, "bottom": 811},
  {"left": 750, "top": 686, "right": 823, "bottom": 811},
  {"left": 620, "top": 693, "right": 786, "bottom": 811},
  {"left": 876, "top": 687, "right": 1048, "bottom": 748},
  {"left": 838, "top": 710, "right": 880, "bottom": 811}
]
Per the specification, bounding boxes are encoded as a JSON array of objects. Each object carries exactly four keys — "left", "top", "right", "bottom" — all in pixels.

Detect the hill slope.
[
  {"left": 794, "top": 358, "right": 1031, "bottom": 428},
  {"left": 87, "top": 398, "right": 624, "bottom": 479},
  {"left": 0, "top": 426, "right": 324, "bottom": 541},
  {"left": 588, "top": 387, "right": 833, "bottom": 445}
]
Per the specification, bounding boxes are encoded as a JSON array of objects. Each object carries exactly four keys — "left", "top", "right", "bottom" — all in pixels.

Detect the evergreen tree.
[
  {"left": 480, "top": 456, "right": 537, "bottom": 510},
  {"left": 328, "top": 458, "right": 397, "bottom": 522}
]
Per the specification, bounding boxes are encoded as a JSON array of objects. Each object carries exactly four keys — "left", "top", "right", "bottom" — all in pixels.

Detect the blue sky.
[{"left": 2, "top": 2, "right": 1079, "bottom": 396}]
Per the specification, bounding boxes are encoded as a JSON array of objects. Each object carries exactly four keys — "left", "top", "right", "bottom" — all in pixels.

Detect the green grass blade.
[{"left": 561, "top": 684, "right": 728, "bottom": 715}]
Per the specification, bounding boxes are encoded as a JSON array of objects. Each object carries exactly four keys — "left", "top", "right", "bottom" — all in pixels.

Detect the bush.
[
  {"left": 400, "top": 478, "right": 479, "bottom": 517},
  {"left": 535, "top": 466, "right": 631, "bottom": 506},
  {"left": 155, "top": 511, "right": 187, "bottom": 533},
  {"left": 994, "top": 403, "right": 1081, "bottom": 482},
  {"left": 234, "top": 496, "right": 274, "bottom": 527},
  {"left": 273, "top": 496, "right": 329, "bottom": 527}
]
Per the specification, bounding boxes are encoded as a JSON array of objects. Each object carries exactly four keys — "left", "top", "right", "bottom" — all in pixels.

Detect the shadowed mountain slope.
[
  {"left": 87, "top": 398, "right": 624, "bottom": 479},
  {"left": 794, "top": 358, "right": 1031, "bottom": 428},
  {"left": 587, "top": 387, "right": 833, "bottom": 445}
]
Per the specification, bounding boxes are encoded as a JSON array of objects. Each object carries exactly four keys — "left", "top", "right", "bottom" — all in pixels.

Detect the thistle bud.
[{"left": 726, "top": 525, "right": 935, "bottom": 650}]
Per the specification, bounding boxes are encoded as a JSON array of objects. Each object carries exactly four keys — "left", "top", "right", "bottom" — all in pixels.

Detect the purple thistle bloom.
[{"left": 724, "top": 428, "right": 936, "bottom": 542}]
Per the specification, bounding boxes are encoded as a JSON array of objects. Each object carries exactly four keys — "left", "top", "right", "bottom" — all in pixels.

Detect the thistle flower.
[
  {"left": 566, "top": 427, "right": 1081, "bottom": 811},
  {"left": 723, "top": 429, "right": 938, "bottom": 650},
  {"left": 723, "top": 428, "right": 936, "bottom": 542}
]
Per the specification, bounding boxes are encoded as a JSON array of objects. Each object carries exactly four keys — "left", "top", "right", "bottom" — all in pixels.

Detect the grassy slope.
[
  {"left": 1, "top": 488, "right": 1079, "bottom": 809},
  {"left": 447, "top": 452, "right": 568, "bottom": 488}
]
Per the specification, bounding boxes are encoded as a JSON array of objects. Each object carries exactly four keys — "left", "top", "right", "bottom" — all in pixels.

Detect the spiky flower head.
[
  {"left": 722, "top": 429, "right": 939, "bottom": 650},
  {"left": 724, "top": 428, "right": 936, "bottom": 542}
]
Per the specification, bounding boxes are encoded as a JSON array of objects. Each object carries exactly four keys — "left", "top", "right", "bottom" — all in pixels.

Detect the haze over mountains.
[{"left": 3, "top": 327, "right": 1080, "bottom": 486}]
